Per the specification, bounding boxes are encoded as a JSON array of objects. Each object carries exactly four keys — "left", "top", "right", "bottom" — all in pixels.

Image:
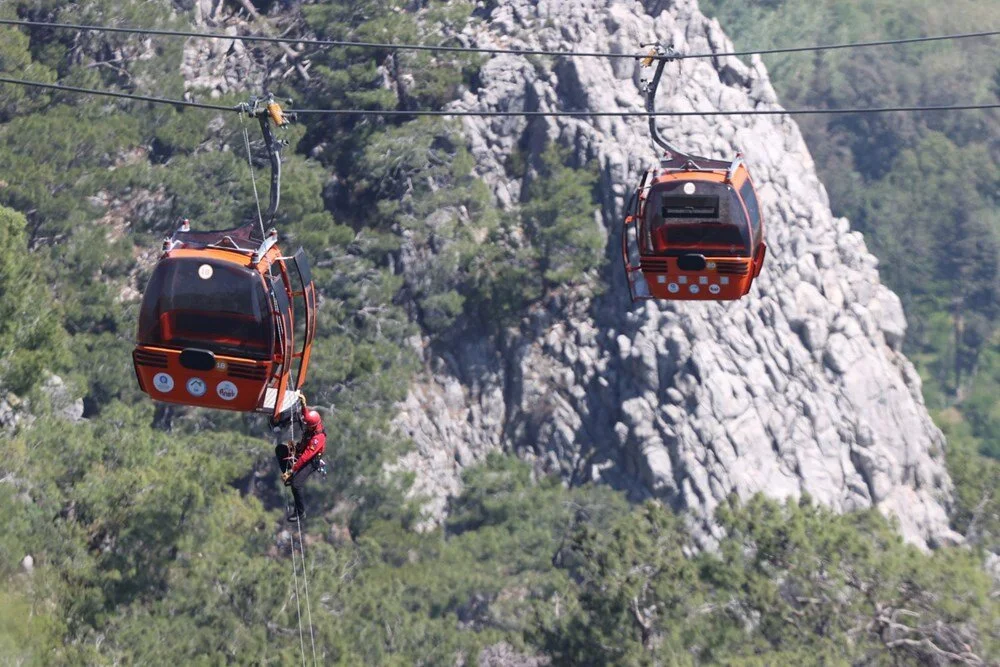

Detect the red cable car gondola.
[
  {"left": 622, "top": 47, "right": 767, "bottom": 302},
  {"left": 132, "top": 98, "right": 317, "bottom": 419}
]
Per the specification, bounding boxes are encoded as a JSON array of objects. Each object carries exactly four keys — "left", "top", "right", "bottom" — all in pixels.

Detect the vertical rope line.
[
  {"left": 286, "top": 486, "right": 307, "bottom": 667},
  {"left": 281, "top": 414, "right": 306, "bottom": 667},
  {"left": 288, "top": 411, "right": 318, "bottom": 666},
  {"left": 239, "top": 111, "right": 266, "bottom": 239},
  {"left": 296, "top": 510, "right": 319, "bottom": 666}
]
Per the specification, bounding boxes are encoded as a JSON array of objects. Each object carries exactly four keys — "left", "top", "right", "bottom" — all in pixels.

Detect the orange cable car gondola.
[
  {"left": 132, "top": 97, "right": 317, "bottom": 419},
  {"left": 622, "top": 46, "right": 767, "bottom": 302}
]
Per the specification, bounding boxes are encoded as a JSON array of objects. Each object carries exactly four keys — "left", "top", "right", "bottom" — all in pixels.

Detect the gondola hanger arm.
[
  {"left": 638, "top": 44, "right": 682, "bottom": 158},
  {"left": 238, "top": 95, "right": 297, "bottom": 226}
]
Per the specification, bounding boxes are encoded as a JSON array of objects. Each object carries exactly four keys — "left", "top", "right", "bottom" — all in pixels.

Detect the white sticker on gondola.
[
  {"left": 186, "top": 377, "right": 207, "bottom": 397},
  {"left": 152, "top": 372, "right": 174, "bottom": 393},
  {"left": 709, "top": 284, "right": 721, "bottom": 295},
  {"left": 216, "top": 381, "right": 238, "bottom": 401},
  {"left": 689, "top": 284, "right": 700, "bottom": 294},
  {"left": 667, "top": 283, "right": 679, "bottom": 293},
  {"left": 657, "top": 275, "right": 666, "bottom": 283},
  {"left": 678, "top": 276, "right": 688, "bottom": 284},
  {"left": 198, "top": 264, "right": 213, "bottom": 280},
  {"left": 720, "top": 276, "right": 730, "bottom": 285},
  {"left": 683, "top": 182, "right": 696, "bottom": 195},
  {"left": 699, "top": 276, "right": 708, "bottom": 284}
]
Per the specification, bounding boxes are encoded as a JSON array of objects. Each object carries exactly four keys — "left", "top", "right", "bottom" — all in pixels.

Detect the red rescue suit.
[
  {"left": 275, "top": 406, "right": 327, "bottom": 521},
  {"left": 292, "top": 427, "right": 325, "bottom": 474}
]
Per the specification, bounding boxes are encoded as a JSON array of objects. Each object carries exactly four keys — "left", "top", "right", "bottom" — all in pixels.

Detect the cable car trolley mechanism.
[
  {"left": 622, "top": 46, "right": 767, "bottom": 302},
  {"left": 133, "top": 96, "right": 317, "bottom": 419}
]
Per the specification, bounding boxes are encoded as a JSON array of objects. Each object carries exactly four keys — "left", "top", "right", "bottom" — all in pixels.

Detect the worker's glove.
[
  {"left": 316, "top": 458, "right": 328, "bottom": 477},
  {"left": 281, "top": 470, "right": 294, "bottom": 486}
]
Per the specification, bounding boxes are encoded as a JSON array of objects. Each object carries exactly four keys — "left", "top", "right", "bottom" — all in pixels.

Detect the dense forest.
[{"left": 0, "top": 0, "right": 997, "bottom": 664}]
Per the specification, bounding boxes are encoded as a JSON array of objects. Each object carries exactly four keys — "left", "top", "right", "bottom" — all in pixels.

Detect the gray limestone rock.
[
  {"left": 41, "top": 375, "right": 85, "bottom": 424},
  {"left": 391, "top": 0, "right": 957, "bottom": 548},
  {"left": 0, "top": 391, "right": 32, "bottom": 434},
  {"left": 0, "top": 393, "right": 19, "bottom": 433}
]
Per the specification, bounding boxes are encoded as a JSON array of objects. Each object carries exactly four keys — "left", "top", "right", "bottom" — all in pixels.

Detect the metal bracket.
[
  {"left": 238, "top": 95, "right": 297, "bottom": 227},
  {"left": 251, "top": 228, "right": 280, "bottom": 264},
  {"left": 637, "top": 44, "right": 684, "bottom": 158},
  {"left": 726, "top": 154, "right": 744, "bottom": 182}
]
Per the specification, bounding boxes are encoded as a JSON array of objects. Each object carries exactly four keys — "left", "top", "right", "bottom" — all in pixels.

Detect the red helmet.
[{"left": 302, "top": 408, "right": 322, "bottom": 429}]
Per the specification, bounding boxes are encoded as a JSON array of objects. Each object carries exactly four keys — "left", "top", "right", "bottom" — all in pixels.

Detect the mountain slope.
[{"left": 393, "top": 0, "right": 957, "bottom": 548}]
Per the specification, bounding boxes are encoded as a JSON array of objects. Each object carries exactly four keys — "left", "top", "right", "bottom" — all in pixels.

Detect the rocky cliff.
[{"left": 392, "top": 0, "right": 959, "bottom": 548}]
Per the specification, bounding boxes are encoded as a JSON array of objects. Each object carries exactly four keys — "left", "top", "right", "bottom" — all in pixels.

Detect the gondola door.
[
  {"left": 287, "top": 248, "right": 317, "bottom": 391},
  {"left": 265, "top": 274, "right": 296, "bottom": 418},
  {"left": 621, "top": 172, "right": 653, "bottom": 302}
]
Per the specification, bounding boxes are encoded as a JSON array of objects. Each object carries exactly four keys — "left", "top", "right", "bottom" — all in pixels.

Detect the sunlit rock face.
[{"left": 390, "top": 0, "right": 957, "bottom": 548}]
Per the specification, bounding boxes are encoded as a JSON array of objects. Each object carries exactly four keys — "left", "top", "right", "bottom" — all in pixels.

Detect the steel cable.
[
  {"left": 1, "top": 75, "right": 997, "bottom": 117},
  {"left": 1, "top": 17, "right": 997, "bottom": 61}
]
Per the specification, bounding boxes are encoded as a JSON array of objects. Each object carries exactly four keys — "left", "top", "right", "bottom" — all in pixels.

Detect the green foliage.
[
  {"left": 521, "top": 145, "right": 604, "bottom": 294},
  {"left": 547, "top": 496, "right": 998, "bottom": 665},
  {"left": 299, "top": 0, "right": 480, "bottom": 185},
  {"left": 0, "top": 586, "right": 63, "bottom": 666},
  {"left": 355, "top": 118, "right": 510, "bottom": 333},
  {"left": 1, "top": 2, "right": 996, "bottom": 665},
  {"left": 706, "top": 496, "right": 996, "bottom": 664},
  {"left": 0, "top": 16, "right": 56, "bottom": 121},
  {"left": 0, "top": 205, "right": 69, "bottom": 393},
  {"left": 13, "top": 0, "right": 185, "bottom": 97},
  {"left": 958, "top": 340, "right": 1000, "bottom": 459},
  {"left": 546, "top": 501, "right": 702, "bottom": 665},
  {"left": 936, "top": 410, "right": 1000, "bottom": 552},
  {"left": 0, "top": 105, "right": 143, "bottom": 242}
]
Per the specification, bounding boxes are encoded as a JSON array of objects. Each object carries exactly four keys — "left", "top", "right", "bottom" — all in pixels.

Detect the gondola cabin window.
[
  {"left": 137, "top": 257, "right": 274, "bottom": 360},
  {"left": 740, "top": 180, "right": 762, "bottom": 245},
  {"left": 643, "top": 181, "right": 751, "bottom": 256}
]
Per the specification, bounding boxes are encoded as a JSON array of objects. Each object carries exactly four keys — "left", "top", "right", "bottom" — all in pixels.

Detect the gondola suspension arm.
[
  {"left": 639, "top": 45, "right": 680, "bottom": 157},
  {"left": 240, "top": 95, "right": 296, "bottom": 227}
]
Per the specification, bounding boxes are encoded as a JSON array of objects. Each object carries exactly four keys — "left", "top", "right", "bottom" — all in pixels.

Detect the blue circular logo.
[
  {"left": 216, "top": 381, "right": 239, "bottom": 401},
  {"left": 186, "top": 377, "right": 207, "bottom": 397},
  {"left": 152, "top": 373, "right": 174, "bottom": 393}
]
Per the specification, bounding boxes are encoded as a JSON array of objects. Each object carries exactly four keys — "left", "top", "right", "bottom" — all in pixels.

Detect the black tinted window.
[
  {"left": 644, "top": 180, "right": 751, "bottom": 255},
  {"left": 665, "top": 224, "right": 747, "bottom": 248},
  {"left": 137, "top": 258, "right": 273, "bottom": 359},
  {"left": 740, "top": 181, "right": 762, "bottom": 243}
]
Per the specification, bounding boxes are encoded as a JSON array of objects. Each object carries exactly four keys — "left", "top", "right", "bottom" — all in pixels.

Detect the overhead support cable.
[
  {"left": 1, "top": 76, "right": 997, "bottom": 117},
  {"left": 0, "top": 18, "right": 998, "bottom": 61},
  {"left": 289, "top": 104, "right": 1000, "bottom": 116},
  {"left": 0, "top": 75, "right": 236, "bottom": 111}
]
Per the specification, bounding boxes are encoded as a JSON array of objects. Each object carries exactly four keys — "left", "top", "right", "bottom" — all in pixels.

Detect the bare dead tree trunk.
[
  {"left": 233, "top": 0, "right": 311, "bottom": 82},
  {"left": 391, "top": 52, "right": 409, "bottom": 110}
]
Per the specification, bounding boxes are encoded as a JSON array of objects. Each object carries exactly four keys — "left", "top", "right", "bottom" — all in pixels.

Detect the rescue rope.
[
  {"left": 283, "top": 412, "right": 318, "bottom": 667},
  {"left": 239, "top": 110, "right": 267, "bottom": 240},
  {"left": 285, "top": 486, "right": 308, "bottom": 667},
  {"left": 295, "top": 503, "right": 319, "bottom": 666}
]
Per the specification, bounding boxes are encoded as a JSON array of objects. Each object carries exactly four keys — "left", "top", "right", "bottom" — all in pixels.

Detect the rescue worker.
[{"left": 274, "top": 404, "right": 326, "bottom": 522}]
